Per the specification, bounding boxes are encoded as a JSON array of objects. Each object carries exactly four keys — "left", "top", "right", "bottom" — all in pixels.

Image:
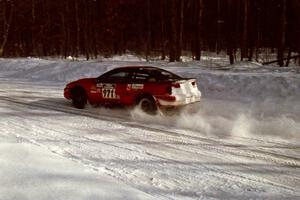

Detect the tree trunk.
[
  {"left": 285, "top": 47, "right": 291, "bottom": 66},
  {"left": 241, "top": 0, "right": 248, "bottom": 61},
  {"left": 277, "top": 0, "right": 286, "bottom": 67},
  {"left": 0, "top": 1, "right": 14, "bottom": 57},
  {"left": 75, "top": 0, "right": 80, "bottom": 58},
  {"left": 226, "top": 0, "right": 235, "bottom": 64},
  {"left": 160, "top": 1, "right": 166, "bottom": 60},
  {"left": 84, "top": 2, "right": 90, "bottom": 60},
  {"left": 61, "top": 12, "right": 66, "bottom": 58},
  {"left": 146, "top": 0, "right": 151, "bottom": 61},
  {"left": 31, "top": 0, "right": 36, "bottom": 56},
  {"left": 176, "top": 0, "right": 184, "bottom": 61},
  {"left": 66, "top": 0, "right": 71, "bottom": 58},
  {"left": 195, "top": 0, "right": 202, "bottom": 60},
  {"left": 169, "top": 1, "right": 177, "bottom": 62},
  {"left": 216, "top": 0, "right": 221, "bottom": 54},
  {"left": 255, "top": 0, "right": 261, "bottom": 62}
]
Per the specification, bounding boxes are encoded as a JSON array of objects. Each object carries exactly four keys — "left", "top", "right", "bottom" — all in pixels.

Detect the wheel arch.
[{"left": 135, "top": 92, "right": 157, "bottom": 105}]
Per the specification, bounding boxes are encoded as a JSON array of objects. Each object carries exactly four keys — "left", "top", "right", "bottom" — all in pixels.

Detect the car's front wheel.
[
  {"left": 71, "top": 87, "right": 87, "bottom": 109},
  {"left": 138, "top": 96, "right": 157, "bottom": 115}
]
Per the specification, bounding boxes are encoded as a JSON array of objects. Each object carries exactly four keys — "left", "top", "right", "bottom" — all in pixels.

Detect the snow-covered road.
[
  {"left": 1, "top": 79, "right": 299, "bottom": 199},
  {"left": 1, "top": 57, "right": 300, "bottom": 199}
]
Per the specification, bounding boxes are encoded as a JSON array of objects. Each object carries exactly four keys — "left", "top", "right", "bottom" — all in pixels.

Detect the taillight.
[
  {"left": 166, "top": 86, "right": 172, "bottom": 94},
  {"left": 172, "top": 83, "right": 181, "bottom": 88}
]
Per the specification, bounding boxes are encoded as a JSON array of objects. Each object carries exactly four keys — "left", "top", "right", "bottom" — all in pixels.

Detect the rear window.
[{"left": 150, "top": 69, "right": 182, "bottom": 81}]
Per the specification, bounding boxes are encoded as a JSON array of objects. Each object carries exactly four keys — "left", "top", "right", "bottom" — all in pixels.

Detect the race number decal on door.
[
  {"left": 101, "top": 84, "right": 116, "bottom": 99},
  {"left": 102, "top": 88, "right": 116, "bottom": 99}
]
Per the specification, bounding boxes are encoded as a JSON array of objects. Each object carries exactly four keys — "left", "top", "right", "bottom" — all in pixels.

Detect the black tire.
[
  {"left": 71, "top": 87, "right": 87, "bottom": 109},
  {"left": 138, "top": 96, "right": 157, "bottom": 115}
]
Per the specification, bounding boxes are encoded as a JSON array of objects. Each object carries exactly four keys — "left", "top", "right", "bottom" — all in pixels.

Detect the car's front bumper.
[{"left": 64, "top": 87, "right": 71, "bottom": 99}]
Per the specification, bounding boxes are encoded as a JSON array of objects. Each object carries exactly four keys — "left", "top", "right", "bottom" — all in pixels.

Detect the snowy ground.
[{"left": 0, "top": 57, "right": 299, "bottom": 199}]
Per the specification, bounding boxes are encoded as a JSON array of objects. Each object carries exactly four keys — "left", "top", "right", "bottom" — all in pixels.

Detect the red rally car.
[{"left": 64, "top": 66, "right": 201, "bottom": 113}]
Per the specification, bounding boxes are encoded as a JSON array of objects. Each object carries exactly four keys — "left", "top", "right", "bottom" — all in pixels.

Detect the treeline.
[{"left": 0, "top": 0, "right": 300, "bottom": 65}]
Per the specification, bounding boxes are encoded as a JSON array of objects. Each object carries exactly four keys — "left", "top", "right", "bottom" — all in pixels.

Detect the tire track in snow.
[
  {"left": 2, "top": 95, "right": 300, "bottom": 170},
  {"left": 5, "top": 114, "right": 298, "bottom": 196},
  {"left": 1, "top": 97, "right": 300, "bottom": 195},
  {"left": 1, "top": 108, "right": 174, "bottom": 200},
  {"left": 2, "top": 96, "right": 300, "bottom": 168},
  {"left": 1, "top": 86, "right": 297, "bottom": 148}
]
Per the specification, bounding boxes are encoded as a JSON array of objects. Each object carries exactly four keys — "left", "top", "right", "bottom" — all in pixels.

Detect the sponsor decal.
[
  {"left": 96, "top": 83, "right": 103, "bottom": 88},
  {"left": 90, "top": 86, "right": 97, "bottom": 93},
  {"left": 103, "top": 84, "right": 115, "bottom": 89},
  {"left": 127, "top": 84, "right": 144, "bottom": 90}
]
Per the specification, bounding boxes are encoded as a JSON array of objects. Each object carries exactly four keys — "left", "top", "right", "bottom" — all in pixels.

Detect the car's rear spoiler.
[{"left": 174, "top": 78, "right": 196, "bottom": 84}]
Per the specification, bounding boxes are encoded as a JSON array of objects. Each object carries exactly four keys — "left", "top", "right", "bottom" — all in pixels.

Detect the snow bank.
[
  {"left": 102, "top": 54, "right": 146, "bottom": 62},
  {"left": 193, "top": 70, "right": 300, "bottom": 102}
]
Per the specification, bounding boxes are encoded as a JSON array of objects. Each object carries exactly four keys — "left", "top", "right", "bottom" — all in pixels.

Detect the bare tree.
[
  {"left": 75, "top": 0, "right": 80, "bottom": 57},
  {"left": 0, "top": 1, "right": 14, "bottom": 56},
  {"left": 277, "top": 0, "right": 287, "bottom": 67},
  {"left": 176, "top": 0, "right": 184, "bottom": 61},
  {"left": 226, "top": 0, "right": 235, "bottom": 64},
  {"left": 160, "top": 0, "right": 166, "bottom": 60},
  {"left": 195, "top": 0, "right": 203, "bottom": 60},
  {"left": 169, "top": 0, "right": 177, "bottom": 62},
  {"left": 241, "top": 0, "right": 248, "bottom": 61},
  {"left": 146, "top": 0, "right": 151, "bottom": 61},
  {"left": 0, "top": 0, "right": 298, "bottom": 66}
]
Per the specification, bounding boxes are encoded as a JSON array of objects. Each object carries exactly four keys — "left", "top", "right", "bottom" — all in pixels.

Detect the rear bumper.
[{"left": 156, "top": 94, "right": 201, "bottom": 107}]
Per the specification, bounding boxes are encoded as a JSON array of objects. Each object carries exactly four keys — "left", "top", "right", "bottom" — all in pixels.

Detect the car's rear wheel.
[
  {"left": 71, "top": 87, "right": 87, "bottom": 109},
  {"left": 138, "top": 96, "right": 157, "bottom": 115}
]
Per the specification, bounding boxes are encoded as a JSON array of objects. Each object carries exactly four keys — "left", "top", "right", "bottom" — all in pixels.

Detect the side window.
[
  {"left": 109, "top": 71, "right": 129, "bottom": 78},
  {"left": 100, "top": 70, "right": 130, "bottom": 83},
  {"left": 132, "top": 71, "right": 156, "bottom": 83}
]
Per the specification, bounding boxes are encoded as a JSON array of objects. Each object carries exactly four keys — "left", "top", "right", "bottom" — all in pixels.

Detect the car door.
[
  {"left": 95, "top": 69, "right": 130, "bottom": 104},
  {"left": 126, "top": 70, "right": 152, "bottom": 100}
]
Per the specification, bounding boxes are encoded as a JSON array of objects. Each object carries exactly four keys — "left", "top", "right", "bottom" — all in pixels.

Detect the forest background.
[{"left": 1, "top": 0, "right": 299, "bottom": 66}]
